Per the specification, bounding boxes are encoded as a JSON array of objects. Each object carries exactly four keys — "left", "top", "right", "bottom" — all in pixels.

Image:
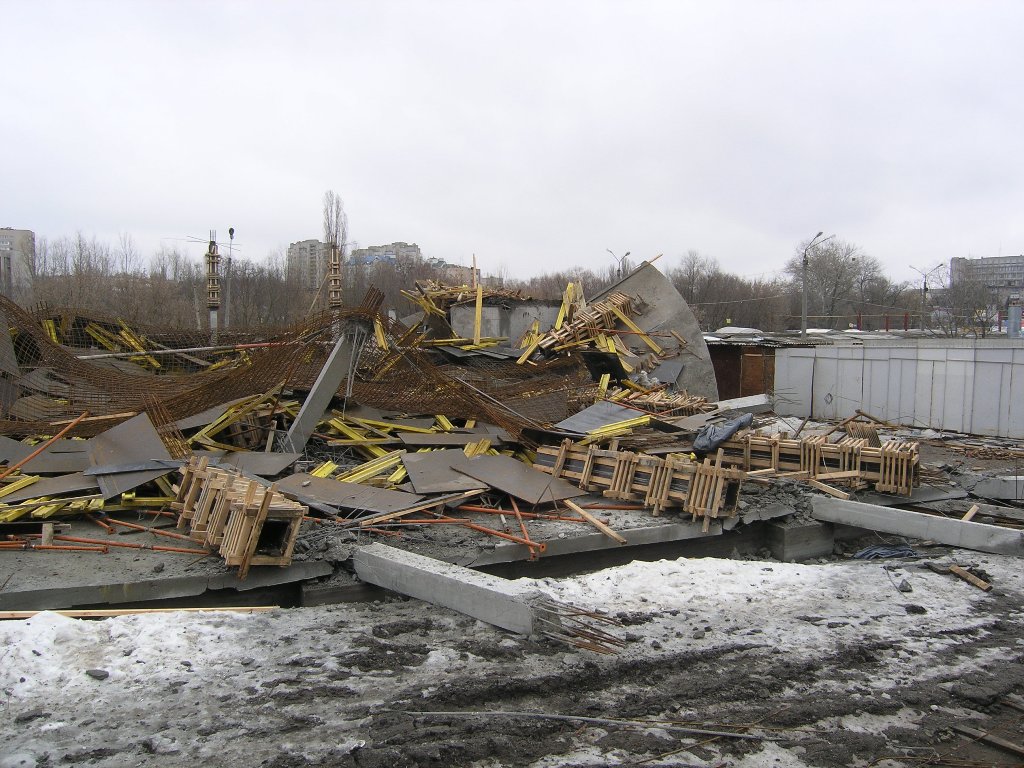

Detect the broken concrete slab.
[
  {"left": 856, "top": 484, "right": 968, "bottom": 507},
  {"left": 957, "top": 472, "right": 1024, "bottom": 501},
  {"left": 810, "top": 497, "right": 1024, "bottom": 556},
  {"left": 0, "top": 558, "right": 332, "bottom": 612}
]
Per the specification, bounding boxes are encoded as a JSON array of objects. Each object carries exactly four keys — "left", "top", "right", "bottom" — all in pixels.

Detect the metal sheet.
[
  {"left": 450, "top": 454, "right": 585, "bottom": 505},
  {"left": 400, "top": 432, "right": 507, "bottom": 448},
  {"left": 220, "top": 451, "right": 300, "bottom": 476},
  {"left": 1, "top": 472, "right": 101, "bottom": 503},
  {"left": 276, "top": 473, "right": 423, "bottom": 514},
  {"left": 84, "top": 460, "right": 181, "bottom": 475},
  {"left": 401, "top": 450, "right": 489, "bottom": 494},
  {"left": 0, "top": 436, "right": 92, "bottom": 474},
  {"left": 174, "top": 397, "right": 252, "bottom": 431},
  {"left": 556, "top": 401, "right": 645, "bottom": 434},
  {"left": 86, "top": 413, "right": 173, "bottom": 499}
]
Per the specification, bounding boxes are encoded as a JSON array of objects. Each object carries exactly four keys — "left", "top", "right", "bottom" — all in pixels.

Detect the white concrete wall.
[{"left": 773, "top": 340, "right": 1024, "bottom": 438}]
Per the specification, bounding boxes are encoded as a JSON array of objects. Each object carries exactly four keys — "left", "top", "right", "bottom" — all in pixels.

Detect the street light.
[
  {"left": 800, "top": 232, "right": 835, "bottom": 338},
  {"left": 606, "top": 249, "right": 631, "bottom": 280},
  {"left": 909, "top": 264, "right": 944, "bottom": 332}
]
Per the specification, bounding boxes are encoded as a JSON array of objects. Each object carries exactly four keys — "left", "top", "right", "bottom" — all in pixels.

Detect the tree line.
[{"left": 12, "top": 230, "right": 995, "bottom": 335}]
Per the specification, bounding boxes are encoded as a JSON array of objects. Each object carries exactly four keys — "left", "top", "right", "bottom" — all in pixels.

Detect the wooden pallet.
[
  {"left": 171, "top": 456, "right": 306, "bottom": 578},
  {"left": 534, "top": 441, "right": 744, "bottom": 522}
]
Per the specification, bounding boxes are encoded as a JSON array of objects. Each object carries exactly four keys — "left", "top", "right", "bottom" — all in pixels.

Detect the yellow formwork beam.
[
  {"left": 335, "top": 450, "right": 404, "bottom": 483},
  {"left": 610, "top": 308, "right": 663, "bottom": 354},
  {"left": 326, "top": 419, "right": 389, "bottom": 459},
  {"left": 473, "top": 284, "right": 484, "bottom": 345},
  {"left": 0, "top": 475, "right": 40, "bottom": 498},
  {"left": 311, "top": 461, "right": 339, "bottom": 478},
  {"left": 373, "top": 318, "right": 389, "bottom": 350}
]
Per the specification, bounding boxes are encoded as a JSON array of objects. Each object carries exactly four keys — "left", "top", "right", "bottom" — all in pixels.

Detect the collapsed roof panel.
[{"left": 592, "top": 262, "right": 719, "bottom": 401}]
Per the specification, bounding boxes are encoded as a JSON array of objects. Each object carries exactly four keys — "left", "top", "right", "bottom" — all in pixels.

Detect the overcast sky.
[{"left": 4, "top": 1, "right": 1023, "bottom": 284}]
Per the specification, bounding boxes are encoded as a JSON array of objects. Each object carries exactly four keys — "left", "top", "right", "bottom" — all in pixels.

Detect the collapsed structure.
[{"left": 14, "top": 259, "right": 1024, "bottom": 649}]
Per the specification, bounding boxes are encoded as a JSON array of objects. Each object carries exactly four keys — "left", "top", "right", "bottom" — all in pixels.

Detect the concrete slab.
[
  {"left": 960, "top": 474, "right": 1024, "bottom": 501},
  {"left": 0, "top": 516, "right": 332, "bottom": 611},
  {"left": 286, "top": 323, "right": 368, "bottom": 452}
]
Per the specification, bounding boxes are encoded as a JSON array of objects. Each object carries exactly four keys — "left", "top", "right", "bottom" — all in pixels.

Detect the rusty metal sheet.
[
  {"left": 86, "top": 413, "right": 173, "bottom": 499},
  {"left": 401, "top": 450, "right": 488, "bottom": 494},
  {"left": 450, "top": 454, "right": 585, "bottom": 505},
  {"left": 276, "top": 473, "right": 424, "bottom": 514},
  {"left": 1, "top": 472, "right": 100, "bottom": 503}
]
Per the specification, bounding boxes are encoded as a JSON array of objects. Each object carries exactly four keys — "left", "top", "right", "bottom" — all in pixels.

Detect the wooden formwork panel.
[
  {"left": 534, "top": 443, "right": 744, "bottom": 522},
  {"left": 171, "top": 456, "right": 306, "bottom": 578},
  {"left": 717, "top": 434, "right": 919, "bottom": 496}
]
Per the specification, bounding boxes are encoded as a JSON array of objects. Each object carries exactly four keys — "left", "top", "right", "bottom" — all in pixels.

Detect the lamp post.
[
  {"left": 800, "top": 232, "right": 834, "bottom": 338},
  {"left": 606, "top": 249, "right": 631, "bottom": 281},
  {"left": 909, "top": 264, "right": 943, "bottom": 332}
]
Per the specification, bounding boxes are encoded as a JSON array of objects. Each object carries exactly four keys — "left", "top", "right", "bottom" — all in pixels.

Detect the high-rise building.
[{"left": 286, "top": 239, "right": 328, "bottom": 291}]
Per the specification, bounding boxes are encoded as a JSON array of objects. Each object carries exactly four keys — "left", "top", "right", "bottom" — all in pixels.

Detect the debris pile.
[{"left": 0, "top": 262, "right": 1020, "bottom": 635}]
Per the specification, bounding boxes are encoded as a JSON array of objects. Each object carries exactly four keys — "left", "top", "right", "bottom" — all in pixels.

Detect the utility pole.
[
  {"left": 800, "top": 232, "right": 834, "bottom": 338},
  {"left": 224, "top": 227, "right": 234, "bottom": 329},
  {"left": 909, "top": 264, "right": 943, "bottom": 333}
]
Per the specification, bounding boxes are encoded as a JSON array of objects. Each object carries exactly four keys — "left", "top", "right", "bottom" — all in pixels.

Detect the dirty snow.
[{"left": 1, "top": 553, "right": 1022, "bottom": 767}]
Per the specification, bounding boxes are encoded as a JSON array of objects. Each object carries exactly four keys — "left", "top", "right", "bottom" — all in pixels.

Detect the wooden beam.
[{"left": 563, "top": 499, "right": 627, "bottom": 544}]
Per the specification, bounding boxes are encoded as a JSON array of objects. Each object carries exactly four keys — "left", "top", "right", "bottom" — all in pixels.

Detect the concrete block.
[
  {"left": 767, "top": 519, "right": 834, "bottom": 561},
  {"left": 353, "top": 543, "right": 537, "bottom": 634}
]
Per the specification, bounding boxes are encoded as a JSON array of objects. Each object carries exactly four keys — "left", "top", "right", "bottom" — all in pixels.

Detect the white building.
[
  {"left": 0, "top": 228, "right": 35, "bottom": 298},
  {"left": 286, "top": 239, "right": 327, "bottom": 292}
]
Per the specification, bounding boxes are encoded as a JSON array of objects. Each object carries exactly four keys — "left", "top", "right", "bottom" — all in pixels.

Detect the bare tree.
[{"left": 785, "top": 238, "right": 871, "bottom": 329}]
